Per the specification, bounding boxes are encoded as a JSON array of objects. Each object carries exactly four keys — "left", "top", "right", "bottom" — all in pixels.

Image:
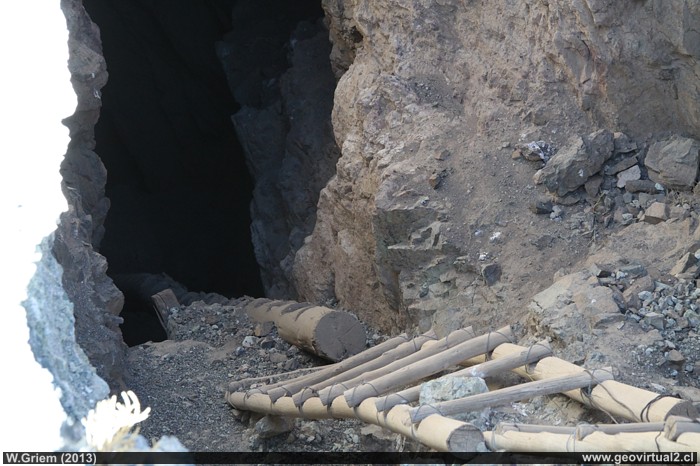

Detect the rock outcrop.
[
  {"left": 56, "top": 0, "right": 126, "bottom": 389},
  {"left": 218, "top": 11, "right": 339, "bottom": 299},
  {"left": 292, "top": 0, "right": 700, "bottom": 334}
]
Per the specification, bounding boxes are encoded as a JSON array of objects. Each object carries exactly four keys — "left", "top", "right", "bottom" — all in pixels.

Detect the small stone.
[
  {"left": 643, "top": 311, "right": 665, "bottom": 330},
  {"left": 254, "top": 321, "right": 275, "bottom": 337},
  {"left": 642, "top": 202, "right": 669, "bottom": 224},
  {"left": 259, "top": 337, "right": 276, "bottom": 349},
  {"left": 481, "top": 263, "right": 502, "bottom": 286},
  {"left": 625, "top": 179, "right": 659, "bottom": 194},
  {"left": 616, "top": 165, "right": 641, "bottom": 188},
  {"left": 255, "top": 415, "right": 295, "bottom": 438},
  {"left": 269, "top": 352, "right": 288, "bottom": 363},
  {"left": 529, "top": 199, "right": 554, "bottom": 215},
  {"left": 428, "top": 169, "right": 448, "bottom": 189},
  {"left": 613, "top": 132, "right": 637, "bottom": 154},
  {"left": 606, "top": 157, "right": 639, "bottom": 176},
  {"left": 619, "top": 264, "right": 647, "bottom": 278},
  {"left": 242, "top": 336, "right": 258, "bottom": 348},
  {"left": 584, "top": 175, "right": 603, "bottom": 198},
  {"left": 670, "top": 253, "right": 697, "bottom": 277},
  {"left": 667, "top": 349, "right": 685, "bottom": 364},
  {"left": 590, "top": 263, "right": 613, "bottom": 277}
]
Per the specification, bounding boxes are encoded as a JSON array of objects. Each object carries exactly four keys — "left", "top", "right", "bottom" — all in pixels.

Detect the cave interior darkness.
[{"left": 82, "top": 0, "right": 325, "bottom": 345}]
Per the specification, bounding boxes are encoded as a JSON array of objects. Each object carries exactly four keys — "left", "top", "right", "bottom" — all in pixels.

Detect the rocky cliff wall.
[
  {"left": 54, "top": 0, "right": 126, "bottom": 388},
  {"left": 293, "top": 0, "right": 700, "bottom": 334}
]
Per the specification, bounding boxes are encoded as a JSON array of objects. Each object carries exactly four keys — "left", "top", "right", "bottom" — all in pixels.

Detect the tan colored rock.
[
  {"left": 645, "top": 135, "right": 700, "bottom": 191},
  {"left": 293, "top": 0, "right": 700, "bottom": 334},
  {"left": 643, "top": 202, "right": 669, "bottom": 224}
]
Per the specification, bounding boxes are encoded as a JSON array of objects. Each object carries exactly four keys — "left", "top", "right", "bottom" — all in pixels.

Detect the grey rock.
[
  {"left": 625, "top": 179, "right": 660, "bottom": 194},
  {"left": 616, "top": 165, "right": 641, "bottom": 188},
  {"left": 529, "top": 199, "right": 554, "bottom": 214},
  {"left": 585, "top": 175, "right": 603, "bottom": 197},
  {"left": 645, "top": 135, "right": 700, "bottom": 191},
  {"left": 613, "top": 132, "right": 638, "bottom": 154},
  {"left": 481, "top": 263, "right": 502, "bottom": 286},
  {"left": 533, "top": 129, "right": 614, "bottom": 196},
  {"left": 255, "top": 415, "right": 295, "bottom": 438},
  {"left": 643, "top": 312, "right": 665, "bottom": 330},
  {"left": 670, "top": 253, "right": 697, "bottom": 277},
  {"left": 605, "top": 156, "right": 638, "bottom": 175},
  {"left": 24, "top": 235, "right": 109, "bottom": 422},
  {"left": 419, "top": 376, "right": 490, "bottom": 428}
]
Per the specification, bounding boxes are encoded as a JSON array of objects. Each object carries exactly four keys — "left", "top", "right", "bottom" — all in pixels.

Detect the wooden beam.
[
  {"left": 316, "top": 327, "right": 477, "bottom": 405},
  {"left": 243, "top": 299, "right": 367, "bottom": 362},
  {"left": 343, "top": 326, "right": 515, "bottom": 407},
  {"left": 465, "top": 343, "right": 697, "bottom": 422},
  {"left": 409, "top": 368, "right": 614, "bottom": 423},
  {"left": 374, "top": 341, "right": 552, "bottom": 412}
]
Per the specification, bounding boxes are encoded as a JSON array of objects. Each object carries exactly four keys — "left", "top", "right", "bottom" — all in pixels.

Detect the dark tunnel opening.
[{"left": 82, "top": 0, "right": 326, "bottom": 346}]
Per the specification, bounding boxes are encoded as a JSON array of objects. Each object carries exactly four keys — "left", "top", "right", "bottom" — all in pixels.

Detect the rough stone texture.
[
  {"left": 56, "top": 0, "right": 126, "bottom": 389},
  {"left": 643, "top": 202, "right": 670, "bottom": 224},
  {"left": 293, "top": 0, "right": 699, "bottom": 334},
  {"left": 25, "top": 236, "right": 110, "bottom": 424},
  {"left": 534, "top": 129, "right": 614, "bottom": 196},
  {"left": 219, "top": 17, "right": 340, "bottom": 299},
  {"left": 645, "top": 135, "right": 700, "bottom": 190},
  {"left": 616, "top": 165, "right": 641, "bottom": 188},
  {"left": 419, "top": 375, "right": 490, "bottom": 428}
]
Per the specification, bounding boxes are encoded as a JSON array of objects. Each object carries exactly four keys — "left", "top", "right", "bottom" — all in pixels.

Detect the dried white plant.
[{"left": 82, "top": 390, "right": 151, "bottom": 451}]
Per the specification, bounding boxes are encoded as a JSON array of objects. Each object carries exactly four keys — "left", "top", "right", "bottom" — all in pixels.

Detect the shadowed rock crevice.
[{"left": 81, "top": 0, "right": 333, "bottom": 345}]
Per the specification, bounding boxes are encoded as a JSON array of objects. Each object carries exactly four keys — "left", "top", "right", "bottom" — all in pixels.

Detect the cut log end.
[
  {"left": 446, "top": 423, "right": 485, "bottom": 452},
  {"left": 312, "top": 311, "right": 366, "bottom": 362}
]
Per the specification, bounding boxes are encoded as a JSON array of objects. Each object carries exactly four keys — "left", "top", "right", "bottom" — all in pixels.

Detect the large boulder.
[
  {"left": 534, "top": 129, "right": 614, "bottom": 196},
  {"left": 644, "top": 135, "right": 700, "bottom": 190}
]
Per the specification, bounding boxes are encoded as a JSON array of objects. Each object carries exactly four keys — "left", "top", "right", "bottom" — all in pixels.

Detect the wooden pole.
[
  {"left": 466, "top": 343, "right": 697, "bottom": 422},
  {"left": 287, "top": 331, "right": 439, "bottom": 405},
  {"left": 316, "top": 327, "right": 477, "bottom": 405},
  {"left": 259, "top": 332, "right": 432, "bottom": 401},
  {"left": 344, "top": 326, "right": 515, "bottom": 407},
  {"left": 409, "top": 368, "right": 614, "bottom": 422},
  {"left": 374, "top": 341, "right": 552, "bottom": 412},
  {"left": 242, "top": 299, "right": 367, "bottom": 362},
  {"left": 486, "top": 420, "right": 700, "bottom": 453},
  {"left": 226, "top": 390, "right": 484, "bottom": 452}
]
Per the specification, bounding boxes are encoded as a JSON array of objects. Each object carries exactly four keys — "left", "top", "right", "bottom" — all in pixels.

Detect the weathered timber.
[
  {"left": 288, "top": 331, "right": 438, "bottom": 405},
  {"left": 150, "top": 288, "right": 180, "bottom": 337},
  {"left": 317, "top": 327, "right": 477, "bottom": 405},
  {"left": 343, "top": 326, "right": 515, "bottom": 407},
  {"left": 465, "top": 343, "right": 698, "bottom": 422},
  {"left": 226, "top": 390, "right": 483, "bottom": 452},
  {"left": 409, "top": 367, "right": 614, "bottom": 422},
  {"left": 243, "top": 299, "right": 367, "bottom": 362},
  {"left": 486, "top": 418, "right": 700, "bottom": 453},
  {"left": 374, "top": 340, "right": 552, "bottom": 412},
  {"left": 253, "top": 332, "right": 424, "bottom": 400}
]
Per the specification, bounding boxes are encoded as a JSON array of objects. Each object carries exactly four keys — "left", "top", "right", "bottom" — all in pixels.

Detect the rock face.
[
  {"left": 56, "top": 0, "right": 126, "bottom": 389},
  {"left": 534, "top": 130, "right": 614, "bottom": 196},
  {"left": 645, "top": 135, "right": 700, "bottom": 190},
  {"left": 218, "top": 9, "right": 339, "bottom": 299},
  {"left": 292, "top": 0, "right": 700, "bottom": 333}
]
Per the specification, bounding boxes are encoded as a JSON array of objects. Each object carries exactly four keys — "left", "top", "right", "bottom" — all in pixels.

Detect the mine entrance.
[{"left": 83, "top": 0, "right": 326, "bottom": 345}]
